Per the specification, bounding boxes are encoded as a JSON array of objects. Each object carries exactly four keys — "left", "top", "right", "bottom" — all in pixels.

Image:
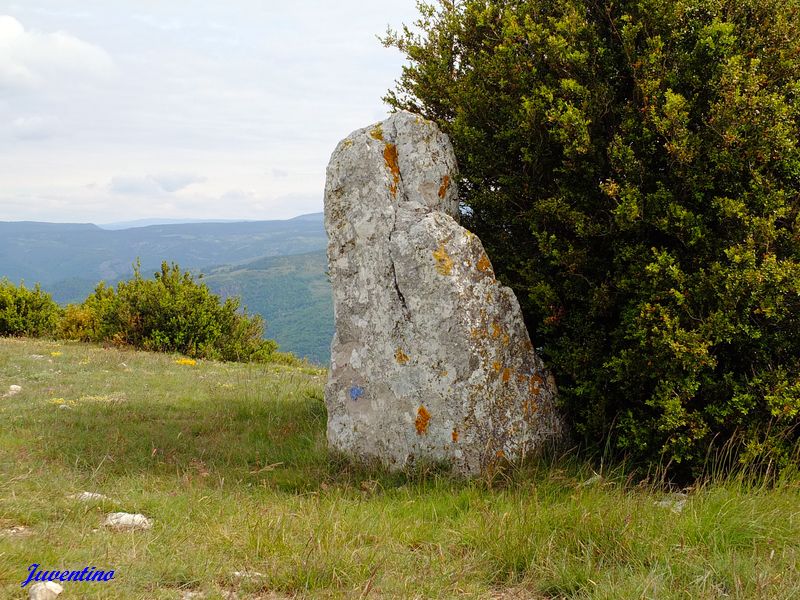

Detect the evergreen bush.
[{"left": 385, "top": 0, "right": 800, "bottom": 476}]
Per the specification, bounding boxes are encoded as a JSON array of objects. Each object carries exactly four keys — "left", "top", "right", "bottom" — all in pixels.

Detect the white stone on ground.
[
  {"left": 3, "top": 384, "right": 22, "bottom": 397},
  {"left": 70, "top": 491, "right": 110, "bottom": 502},
  {"left": 1, "top": 524, "right": 31, "bottom": 537},
  {"left": 579, "top": 473, "right": 603, "bottom": 487},
  {"left": 28, "top": 582, "right": 63, "bottom": 600},
  {"left": 324, "top": 111, "right": 564, "bottom": 476},
  {"left": 654, "top": 493, "right": 688, "bottom": 514},
  {"left": 231, "top": 571, "right": 266, "bottom": 580},
  {"left": 103, "top": 512, "right": 153, "bottom": 530}
]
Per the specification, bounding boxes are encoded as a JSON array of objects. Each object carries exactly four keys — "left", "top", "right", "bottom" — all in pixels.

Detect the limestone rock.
[
  {"left": 1, "top": 524, "right": 31, "bottom": 537},
  {"left": 28, "top": 582, "right": 63, "bottom": 600},
  {"left": 70, "top": 491, "right": 110, "bottom": 502},
  {"left": 324, "top": 111, "right": 564, "bottom": 476},
  {"left": 654, "top": 493, "right": 688, "bottom": 514},
  {"left": 3, "top": 384, "right": 22, "bottom": 397},
  {"left": 103, "top": 512, "right": 153, "bottom": 531}
]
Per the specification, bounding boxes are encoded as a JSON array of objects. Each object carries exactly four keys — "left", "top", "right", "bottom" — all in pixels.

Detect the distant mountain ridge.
[
  {"left": 0, "top": 213, "right": 326, "bottom": 289},
  {"left": 0, "top": 213, "right": 333, "bottom": 363}
]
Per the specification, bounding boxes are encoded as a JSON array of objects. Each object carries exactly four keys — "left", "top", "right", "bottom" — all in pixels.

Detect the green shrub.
[
  {"left": 72, "top": 262, "right": 281, "bottom": 362},
  {"left": 385, "top": 0, "right": 800, "bottom": 476},
  {"left": 0, "top": 279, "right": 61, "bottom": 337}
]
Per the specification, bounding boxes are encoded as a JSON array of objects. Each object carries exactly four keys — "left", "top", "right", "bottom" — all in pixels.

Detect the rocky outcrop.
[{"left": 324, "top": 111, "right": 563, "bottom": 476}]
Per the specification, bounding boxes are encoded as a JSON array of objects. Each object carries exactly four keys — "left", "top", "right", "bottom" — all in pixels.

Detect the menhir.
[{"left": 324, "top": 111, "right": 564, "bottom": 476}]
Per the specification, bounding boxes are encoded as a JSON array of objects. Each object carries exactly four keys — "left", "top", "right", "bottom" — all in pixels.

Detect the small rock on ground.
[
  {"left": 28, "top": 582, "right": 63, "bottom": 600},
  {"left": 103, "top": 512, "right": 153, "bottom": 531},
  {"left": 654, "top": 493, "right": 688, "bottom": 514},
  {"left": 1, "top": 524, "right": 31, "bottom": 537},
  {"left": 578, "top": 473, "right": 603, "bottom": 488},
  {"left": 181, "top": 591, "right": 239, "bottom": 600},
  {"left": 231, "top": 571, "right": 266, "bottom": 580},
  {"left": 3, "top": 384, "right": 22, "bottom": 397},
  {"left": 490, "top": 587, "right": 541, "bottom": 599},
  {"left": 70, "top": 491, "right": 110, "bottom": 502}
]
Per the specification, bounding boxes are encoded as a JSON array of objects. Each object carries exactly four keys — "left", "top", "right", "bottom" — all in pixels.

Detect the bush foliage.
[
  {"left": 385, "top": 0, "right": 800, "bottom": 475},
  {"left": 60, "top": 262, "right": 280, "bottom": 363},
  {"left": 0, "top": 279, "right": 61, "bottom": 338}
]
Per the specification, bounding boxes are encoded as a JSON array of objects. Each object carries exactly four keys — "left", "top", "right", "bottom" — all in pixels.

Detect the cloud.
[
  {"left": 0, "top": 15, "right": 114, "bottom": 92},
  {"left": 109, "top": 176, "right": 163, "bottom": 196},
  {"left": 150, "top": 173, "right": 206, "bottom": 193},
  {"left": 271, "top": 168, "right": 289, "bottom": 178},
  {"left": 10, "top": 115, "right": 60, "bottom": 140},
  {"left": 109, "top": 173, "right": 205, "bottom": 195}
]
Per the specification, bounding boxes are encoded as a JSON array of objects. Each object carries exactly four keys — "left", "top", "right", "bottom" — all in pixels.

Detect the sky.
[{"left": 0, "top": 1, "right": 420, "bottom": 224}]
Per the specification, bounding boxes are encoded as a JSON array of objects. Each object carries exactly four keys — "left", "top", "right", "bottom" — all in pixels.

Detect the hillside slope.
[
  {"left": 1, "top": 337, "right": 798, "bottom": 599},
  {"left": 202, "top": 250, "right": 333, "bottom": 364}
]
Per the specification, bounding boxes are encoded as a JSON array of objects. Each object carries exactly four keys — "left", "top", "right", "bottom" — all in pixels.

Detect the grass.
[{"left": 0, "top": 337, "right": 798, "bottom": 599}]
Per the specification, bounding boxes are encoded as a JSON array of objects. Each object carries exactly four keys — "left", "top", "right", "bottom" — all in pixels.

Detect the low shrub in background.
[
  {"left": 0, "top": 279, "right": 61, "bottom": 338},
  {"left": 57, "top": 261, "right": 293, "bottom": 364}
]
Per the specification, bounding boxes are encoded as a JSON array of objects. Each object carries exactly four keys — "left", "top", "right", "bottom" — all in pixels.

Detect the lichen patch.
[
  {"left": 383, "top": 143, "right": 400, "bottom": 197},
  {"left": 395, "top": 348, "right": 410, "bottom": 364},
  {"left": 477, "top": 254, "right": 493, "bottom": 274},
  {"left": 438, "top": 175, "right": 451, "bottom": 199},
  {"left": 433, "top": 244, "right": 454, "bottom": 275},
  {"left": 415, "top": 405, "right": 431, "bottom": 435}
]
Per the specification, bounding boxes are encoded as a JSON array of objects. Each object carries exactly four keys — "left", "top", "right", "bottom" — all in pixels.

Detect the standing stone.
[{"left": 324, "top": 111, "right": 563, "bottom": 476}]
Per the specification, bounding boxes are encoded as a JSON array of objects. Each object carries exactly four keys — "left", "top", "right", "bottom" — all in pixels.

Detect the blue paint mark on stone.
[{"left": 349, "top": 386, "right": 364, "bottom": 401}]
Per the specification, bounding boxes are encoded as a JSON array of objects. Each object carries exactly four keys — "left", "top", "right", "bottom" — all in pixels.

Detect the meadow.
[{"left": 1, "top": 337, "right": 798, "bottom": 599}]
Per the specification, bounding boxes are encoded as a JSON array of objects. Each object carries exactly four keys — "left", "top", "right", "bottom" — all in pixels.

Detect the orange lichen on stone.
[
  {"left": 415, "top": 405, "right": 431, "bottom": 435},
  {"left": 491, "top": 322, "right": 503, "bottom": 339},
  {"left": 492, "top": 361, "right": 502, "bottom": 373},
  {"left": 451, "top": 428, "right": 459, "bottom": 443},
  {"left": 438, "top": 175, "right": 451, "bottom": 199},
  {"left": 383, "top": 143, "right": 400, "bottom": 197},
  {"left": 440, "top": 370, "right": 448, "bottom": 377},
  {"left": 522, "top": 399, "right": 539, "bottom": 416},
  {"left": 502, "top": 368, "right": 511, "bottom": 384},
  {"left": 395, "top": 348, "right": 410, "bottom": 364},
  {"left": 495, "top": 449, "right": 505, "bottom": 459},
  {"left": 529, "top": 374, "right": 544, "bottom": 395},
  {"left": 432, "top": 244, "right": 454, "bottom": 275},
  {"left": 476, "top": 254, "right": 493, "bottom": 274},
  {"left": 370, "top": 125, "right": 384, "bottom": 140}
]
